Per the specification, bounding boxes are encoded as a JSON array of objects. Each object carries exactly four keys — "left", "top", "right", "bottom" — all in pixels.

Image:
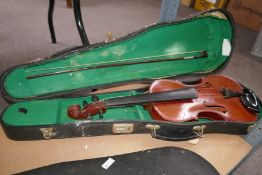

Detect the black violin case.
[
  {"left": 1, "top": 9, "right": 261, "bottom": 141},
  {"left": 16, "top": 147, "right": 219, "bottom": 175}
]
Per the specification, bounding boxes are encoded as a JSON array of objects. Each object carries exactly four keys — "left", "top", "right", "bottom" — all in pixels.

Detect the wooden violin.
[
  {"left": 146, "top": 75, "right": 258, "bottom": 122},
  {"left": 67, "top": 75, "right": 258, "bottom": 122}
]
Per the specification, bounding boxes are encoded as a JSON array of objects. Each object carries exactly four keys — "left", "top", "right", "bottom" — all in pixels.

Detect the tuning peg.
[{"left": 83, "top": 100, "right": 88, "bottom": 107}]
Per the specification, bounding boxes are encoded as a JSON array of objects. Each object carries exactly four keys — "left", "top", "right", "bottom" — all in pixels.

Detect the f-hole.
[
  {"left": 199, "top": 102, "right": 228, "bottom": 121},
  {"left": 203, "top": 103, "right": 227, "bottom": 114}
]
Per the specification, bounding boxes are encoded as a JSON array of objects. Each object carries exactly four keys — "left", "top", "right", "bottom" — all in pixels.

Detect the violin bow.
[{"left": 26, "top": 50, "right": 208, "bottom": 79}]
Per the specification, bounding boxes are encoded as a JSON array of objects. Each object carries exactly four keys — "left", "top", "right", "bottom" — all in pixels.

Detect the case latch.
[
  {"left": 192, "top": 125, "right": 206, "bottom": 137},
  {"left": 112, "top": 123, "right": 134, "bottom": 134},
  {"left": 40, "top": 128, "right": 53, "bottom": 139}
]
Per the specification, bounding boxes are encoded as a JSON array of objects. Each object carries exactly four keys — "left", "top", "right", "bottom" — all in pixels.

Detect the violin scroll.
[{"left": 67, "top": 101, "right": 106, "bottom": 119}]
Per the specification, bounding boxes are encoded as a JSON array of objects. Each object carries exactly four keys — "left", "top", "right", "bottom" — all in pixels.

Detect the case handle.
[{"left": 146, "top": 124, "right": 206, "bottom": 141}]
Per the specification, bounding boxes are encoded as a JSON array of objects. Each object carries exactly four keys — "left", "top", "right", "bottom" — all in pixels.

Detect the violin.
[
  {"left": 67, "top": 75, "right": 259, "bottom": 122},
  {"left": 146, "top": 75, "right": 258, "bottom": 122}
]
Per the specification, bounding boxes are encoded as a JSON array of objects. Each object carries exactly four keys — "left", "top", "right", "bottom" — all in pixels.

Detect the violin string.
[
  {"left": 86, "top": 94, "right": 237, "bottom": 103},
  {"left": 25, "top": 50, "right": 205, "bottom": 73},
  {"left": 83, "top": 88, "right": 240, "bottom": 103}
]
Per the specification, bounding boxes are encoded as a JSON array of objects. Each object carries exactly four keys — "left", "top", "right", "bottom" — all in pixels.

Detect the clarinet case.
[{"left": 1, "top": 9, "right": 261, "bottom": 141}]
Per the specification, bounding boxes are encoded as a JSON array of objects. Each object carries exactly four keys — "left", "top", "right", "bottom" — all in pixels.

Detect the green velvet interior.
[
  {"left": 4, "top": 14, "right": 233, "bottom": 99},
  {"left": 2, "top": 91, "right": 153, "bottom": 126}
]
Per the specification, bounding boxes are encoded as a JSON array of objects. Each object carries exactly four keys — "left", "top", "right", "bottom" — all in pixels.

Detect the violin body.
[{"left": 147, "top": 75, "right": 257, "bottom": 122}]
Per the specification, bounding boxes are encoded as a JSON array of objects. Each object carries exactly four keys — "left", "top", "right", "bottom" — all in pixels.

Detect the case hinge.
[
  {"left": 112, "top": 123, "right": 134, "bottom": 134},
  {"left": 40, "top": 128, "right": 54, "bottom": 139}
]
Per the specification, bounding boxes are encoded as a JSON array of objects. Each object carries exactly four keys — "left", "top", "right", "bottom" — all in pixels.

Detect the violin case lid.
[
  {"left": 16, "top": 147, "right": 219, "bottom": 175},
  {"left": 2, "top": 9, "right": 261, "bottom": 141},
  {"left": 1, "top": 9, "right": 235, "bottom": 103}
]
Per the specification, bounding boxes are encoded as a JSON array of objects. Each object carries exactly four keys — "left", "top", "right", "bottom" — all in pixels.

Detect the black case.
[{"left": 0, "top": 9, "right": 261, "bottom": 141}]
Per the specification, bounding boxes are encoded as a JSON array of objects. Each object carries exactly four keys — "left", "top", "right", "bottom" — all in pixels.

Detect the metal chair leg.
[
  {"left": 48, "top": 0, "right": 57, "bottom": 44},
  {"left": 73, "top": 0, "right": 90, "bottom": 47}
]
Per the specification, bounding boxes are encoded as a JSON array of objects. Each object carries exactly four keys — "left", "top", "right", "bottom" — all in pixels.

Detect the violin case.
[
  {"left": 16, "top": 147, "right": 219, "bottom": 175},
  {"left": 1, "top": 9, "right": 261, "bottom": 141}
]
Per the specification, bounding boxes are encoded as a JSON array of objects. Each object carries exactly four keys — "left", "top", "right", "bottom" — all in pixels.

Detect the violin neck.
[{"left": 104, "top": 87, "right": 198, "bottom": 108}]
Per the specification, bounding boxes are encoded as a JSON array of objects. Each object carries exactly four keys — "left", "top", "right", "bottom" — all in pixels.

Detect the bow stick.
[{"left": 26, "top": 50, "right": 208, "bottom": 79}]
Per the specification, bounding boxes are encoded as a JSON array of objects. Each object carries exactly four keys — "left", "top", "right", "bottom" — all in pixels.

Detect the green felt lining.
[
  {"left": 3, "top": 14, "right": 232, "bottom": 99},
  {"left": 2, "top": 91, "right": 153, "bottom": 126}
]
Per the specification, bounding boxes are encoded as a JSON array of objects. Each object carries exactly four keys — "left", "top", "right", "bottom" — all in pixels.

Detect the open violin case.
[{"left": 1, "top": 9, "right": 261, "bottom": 141}]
